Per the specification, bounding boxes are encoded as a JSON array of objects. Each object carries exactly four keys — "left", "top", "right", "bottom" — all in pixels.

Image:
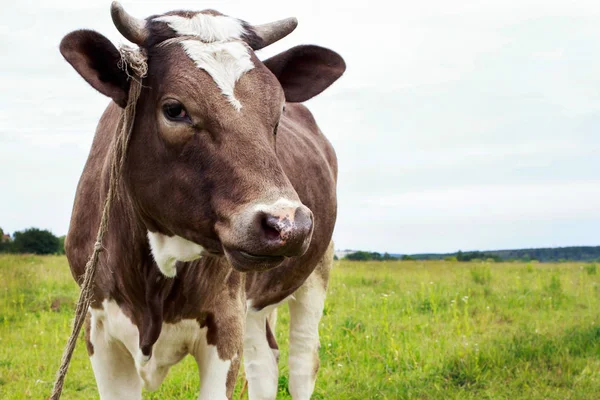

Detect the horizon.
[
  {"left": 3, "top": 225, "right": 598, "bottom": 257},
  {"left": 338, "top": 243, "right": 600, "bottom": 256}
]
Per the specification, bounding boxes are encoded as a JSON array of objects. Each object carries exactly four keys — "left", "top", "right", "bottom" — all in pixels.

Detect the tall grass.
[{"left": 1, "top": 255, "right": 600, "bottom": 399}]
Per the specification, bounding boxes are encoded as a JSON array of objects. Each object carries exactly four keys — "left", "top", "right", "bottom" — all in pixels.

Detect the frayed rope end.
[{"left": 118, "top": 44, "right": 148, "bottom": 80}]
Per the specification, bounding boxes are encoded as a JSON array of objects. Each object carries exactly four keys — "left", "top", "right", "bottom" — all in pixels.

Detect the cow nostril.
[{"left": 261, "top": 216, "right": 281, "bottom": 241}]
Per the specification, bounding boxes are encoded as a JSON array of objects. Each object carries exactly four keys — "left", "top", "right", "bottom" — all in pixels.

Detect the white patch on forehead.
[
  {"left": 154, "top": 13, "right": 246, "bottom": 43},
  {"left": 153, "top": 13, "right": 254, "bottom": 111},
  {"left": 147, "top": 231, "right": 204, "bottom": 277},
  {"left": 180, "top": 40, "right": 254, "bottom": 111}
]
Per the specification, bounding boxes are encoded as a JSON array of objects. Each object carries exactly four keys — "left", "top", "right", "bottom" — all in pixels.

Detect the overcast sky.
[{"left": 1, "top": 0, "right": 599, "bottom": 254}]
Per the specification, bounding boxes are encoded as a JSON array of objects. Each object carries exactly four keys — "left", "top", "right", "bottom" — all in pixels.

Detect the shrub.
[
  {"left": 585, "top": 264, "right": 597, "bottom": 275},
  {"left": 547, "top": 275, "right": 562, "bottom": 295},
  {"left": 470, "top": 266, "right": 492, "bottom": 285},
  {"left": 11, "top": 228, "right": 60, "bottom": 255}
]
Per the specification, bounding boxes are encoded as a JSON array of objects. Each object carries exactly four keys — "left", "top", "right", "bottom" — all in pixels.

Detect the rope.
[{"left": 49, "top": 46, "right": 147, "bottom": 400}]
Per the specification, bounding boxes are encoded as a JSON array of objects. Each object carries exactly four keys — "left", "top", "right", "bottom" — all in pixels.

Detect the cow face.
[{"left": 59, "top": 3, "right": 345, "bottom": 275}]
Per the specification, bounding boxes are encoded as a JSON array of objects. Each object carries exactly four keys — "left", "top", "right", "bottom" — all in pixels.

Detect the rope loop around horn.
[{"left": 118, "top": 44, "right": 148, "bottom": 80}]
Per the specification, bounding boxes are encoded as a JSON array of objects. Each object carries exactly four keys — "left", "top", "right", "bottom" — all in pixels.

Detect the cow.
[{"left": 61, "top": 2, "right": 344, "bottom": 399}]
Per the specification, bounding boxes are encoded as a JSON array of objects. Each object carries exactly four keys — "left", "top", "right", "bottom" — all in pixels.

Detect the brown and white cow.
[{"left": 61, "top": 2, "right": 343, "bottom": 399}]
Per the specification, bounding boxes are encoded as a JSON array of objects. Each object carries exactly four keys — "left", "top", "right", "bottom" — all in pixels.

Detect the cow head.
[{"left": 60, "top": 2, "right": 345, "bottom": 275}]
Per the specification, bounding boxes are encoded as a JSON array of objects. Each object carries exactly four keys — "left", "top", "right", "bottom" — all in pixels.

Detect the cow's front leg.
[
  {"left": 288, "top": 242, "right": 333, "bottom": 400},
  {"left": 86, "top": 311, "right": 142, "bottom": 400},
  {"left": 244, "top": 305, "right": 279, "bottom": 400},
  {"left": 194, "top": 312, "right": 244, "bottom": 400}
]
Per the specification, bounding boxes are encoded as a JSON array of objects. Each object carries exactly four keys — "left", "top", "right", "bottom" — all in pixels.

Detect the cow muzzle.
[{"left": 220, "top": 201, "right": 314, "bottom": 272}]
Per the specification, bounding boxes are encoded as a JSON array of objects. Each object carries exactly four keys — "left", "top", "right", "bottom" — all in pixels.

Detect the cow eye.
[{"left": 163, "top": 102, "right": 190, "bottom": 122}]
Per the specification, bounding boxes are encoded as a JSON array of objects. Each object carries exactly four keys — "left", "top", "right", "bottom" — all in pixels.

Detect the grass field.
[{"left": 1, "top": 254, "right": 600, "bottom": 399}]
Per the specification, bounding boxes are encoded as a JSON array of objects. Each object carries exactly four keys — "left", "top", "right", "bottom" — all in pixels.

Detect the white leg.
[
  {"left": 287, "top": 248, "right": 332, "bottom": 400},
  {"left": 194, "top": 318, "right": 243, "bottom": 400},
  {"left": 87, "top": 312, "right": 142, "bottom": 400},
  {"left": 196, "top": 342, "right": 233, "bottom": 400},
  {"left": 244, "top": 306, "right": 279, "bottom": 400}
]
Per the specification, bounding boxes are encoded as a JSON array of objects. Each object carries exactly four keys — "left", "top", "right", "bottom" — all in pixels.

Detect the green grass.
[{"left": 1, "top": 255, "right": 600, "bottom": 399}]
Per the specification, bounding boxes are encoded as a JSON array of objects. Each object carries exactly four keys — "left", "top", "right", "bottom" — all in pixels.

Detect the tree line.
[
  {"left": 345, "top": 251, "right": 412, "bottom": 261},
  {"left": 344, "top": 250, "right": 500, "bottom": 262},
  {"left": 411, "top": 247, "right": 600, "bottom": 263},
  {"left": 342, "top": 247, "right": 600, "bottom": 263},
  {"left": 345, "top": 251, "right": 386, "bottom": 261},
  {"left": 0, "top": 227, "right": 65, "bottom": 255}
]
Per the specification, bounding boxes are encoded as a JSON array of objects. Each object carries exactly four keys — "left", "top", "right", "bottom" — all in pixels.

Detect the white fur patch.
[
  {"left": 154, "top": 13, "right": 246, "bottom": 43},
  {"left": 288, "top": 268, "right": 328, "bottom": 399},
  {"left": 244, "top": 304, "right": 280, "bottom": 399},
  {"left": 251, "top": 197, "right": 304, "bottom": 214},
  {"left": 88, "top": 306, "right": 143, "bottom": 398},
  {"left": 90, "top": 300, "right": 233, "bottom": 395},
  {"left": 154, "top": 13, "right": 254, "bottom": 110},
  {"left": 147, "top": 231, "right": 204, "bottom": 277},
  {"left": 197, "top": 344, "right": 232, "bottom": 400},
  {"left": 180, "top": 40, "right": 254, "bottom": 110},
  {"left": 135, "top": 350, "right": 151, "bottom": 367}
]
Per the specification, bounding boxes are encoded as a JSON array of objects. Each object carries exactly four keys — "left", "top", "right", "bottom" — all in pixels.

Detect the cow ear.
[
  {"left": 263, "top": 45, "right": 346, "bottom": 103},
  {"left": 60, "top": 29, "right": 130, "bottom": 107}
]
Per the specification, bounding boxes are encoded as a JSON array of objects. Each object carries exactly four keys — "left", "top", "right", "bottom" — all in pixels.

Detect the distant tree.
[
  {"left": 12, "top": 228, "right": 60, "bottom": 255},
  {"left": 0, "top": 227, "right": 10, "bottom": 253},
  {"left": 57, "top": 236, "right": 66, "bottom": 255},
  {"left": 383, "top": 252, "right": 398, "bottom": 261},
  {"left": 401, "top": 255, "right": 415, "bottom": 261},
  {"left": 346, "top": 251, "right": 387, "bottom": 261},
  {"left": 346, "top": 251, "right": 371, "bottom": 261},
  {"left": 333, "top": 254, "right": 339, "bottom": 261},
  {"left": 408, "top": 246, "right": 600, "bottom": 263},
  {"left": 456, "top": 250, "right": 500, "bottom": 262}
]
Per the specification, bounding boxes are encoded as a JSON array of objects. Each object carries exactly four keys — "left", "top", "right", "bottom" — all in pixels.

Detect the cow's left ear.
[{"left": 263, "top": 45, "right": 346, "bottom": 103}]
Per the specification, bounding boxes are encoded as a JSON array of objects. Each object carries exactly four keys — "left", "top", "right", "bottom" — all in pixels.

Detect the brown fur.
[
  {"left": 265, "top": 319, "right": 279, "bottom": 351},
  {"left": 84, "top": 311, "right": 94, "bottom": 356}
]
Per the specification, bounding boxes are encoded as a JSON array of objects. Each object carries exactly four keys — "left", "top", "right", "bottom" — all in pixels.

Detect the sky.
[{"left": 1, "top": 0, "right": 599, "bottom": 254}]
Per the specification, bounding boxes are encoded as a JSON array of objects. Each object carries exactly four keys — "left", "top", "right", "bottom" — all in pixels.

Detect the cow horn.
[
  {"left": 111, "top": 1, "right": 148, "bottom": 45},
  {"left": 250, "top": 17, "right": 298, "bottom": 50}
]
